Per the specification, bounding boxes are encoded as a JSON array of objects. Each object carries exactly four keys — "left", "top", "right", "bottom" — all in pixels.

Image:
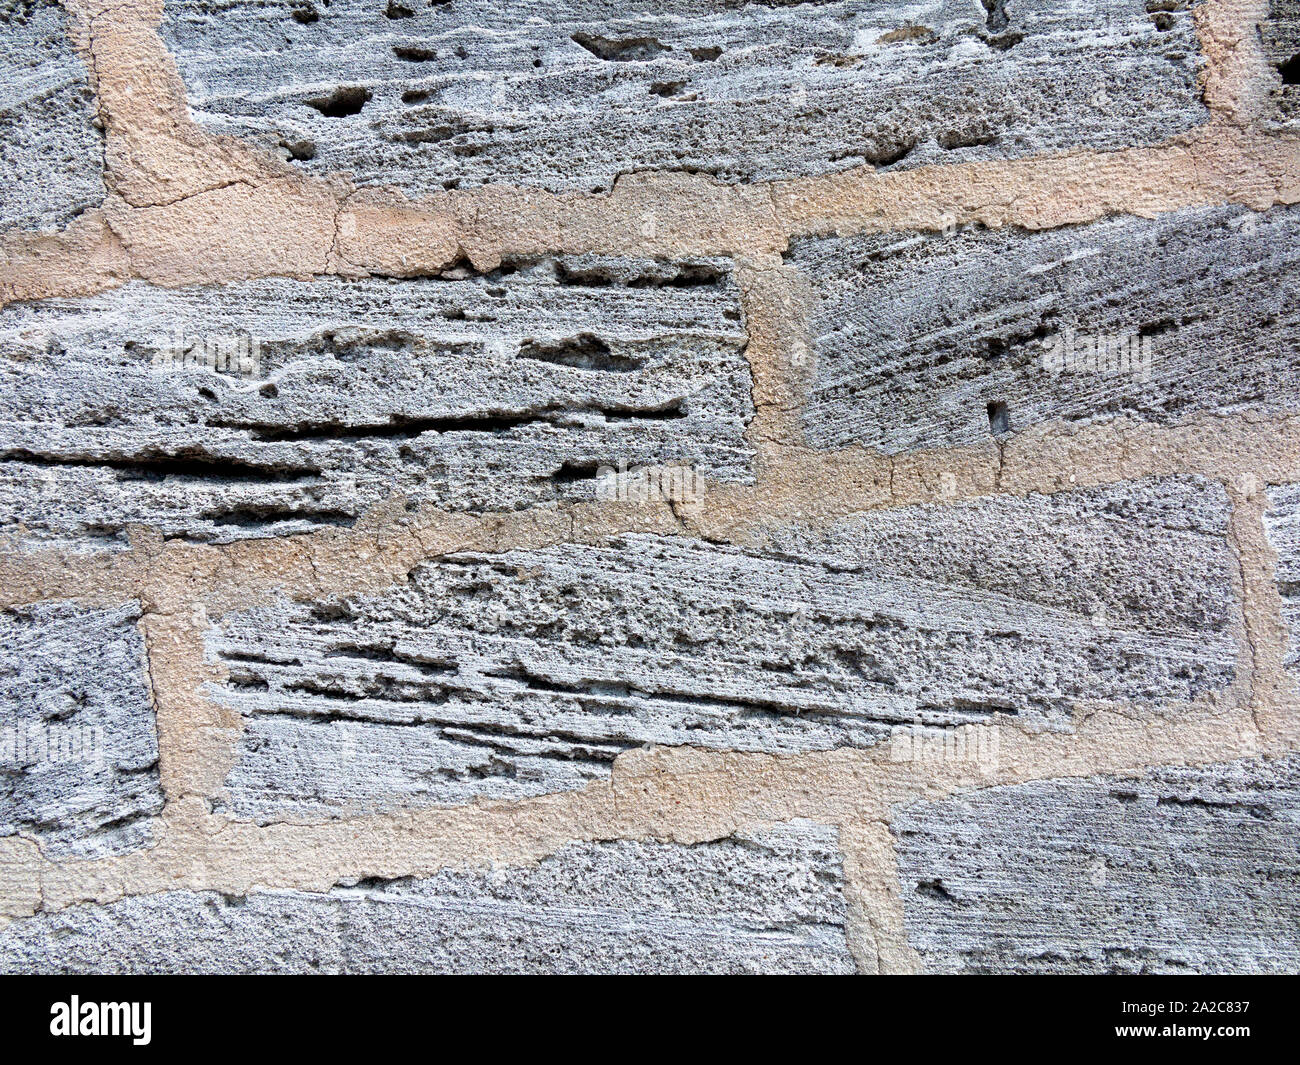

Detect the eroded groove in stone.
[
  {"left": 158, "top": 0, "right": 1206, "bottom": 194},
  {"left": 791, "top": 205, "right": 1300, "bottom": 453},
  {"left": 1263, "top": 0, "right": 1300, "bottom": 121},
  {"left": 1264, "top": 482, "right": 1300, "bottom": 680},
  {"left": 891, "top": 755, "right": 1300, "bottom": 974},
  {"left": 0, "top": 0, "right": 104, "bottom": 231},
  {"left": 0, "top": 823, "right": 855, "bottom": 973},
  {"left": 207, "top": 476, "right": 1237, "bottom": 821},
  {"left": 0, "top": 257, "right": 752, "bottom": 547},
  {"left": 0, "top": 601, "right": 163, "bottom": 858}
]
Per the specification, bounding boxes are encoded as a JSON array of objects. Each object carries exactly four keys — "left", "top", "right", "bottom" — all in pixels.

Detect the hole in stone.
[
  {"left": 864, "top": 139, "right": 917, "bottom": 168},
  {"left": 987, "top": 401, "right": 1011, "bottom": 435},
  {"left": 393, "top": 45, "right": 437, "bottom": 62},
  {"left": 650, "top": 81, "right": 687, "bottom": 98},
  {"left": 571, "top": 32, "right": 671, "bottom": 62},
  {"left": 290, "top": 2, "right": 320, "bottom": 24},
  {"left": 401, "top": 89, "right": 432, "bottom": 104},
  {"left": 385, "top": 1, "right": 415, "bottom": 17},
  {"left": 518, "top": 333, "right": 646, "bottom": 372},
  {"left": 916, "top": 878, "right": 957, "bottom": 902},
  {"left": 305, "top": 87, "right": 371, "bottom": 117},
  {"left": 689, "top": 46, "right": 722, "bottom": 61},
  {"left": 978, "top": 0, "right": 1023, "bottom": 49},
  {"left": 552, "top": 460, "right": 603, "bottom": 484},
  {"left": 1281, "top": 54, "right": 1300, "bottom": 86}
]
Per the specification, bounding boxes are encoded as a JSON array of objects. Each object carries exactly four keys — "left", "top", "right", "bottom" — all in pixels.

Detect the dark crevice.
[
  {"left": 480, "top": 663, "right": 885, "bottom": 724},
  {"left": 571, "top": 32, "right": 671, "bottom": 62},
  {"left": 863, "top": 140, "right": 917, "bottom": 168},
  {"left": 0, "top": 448, "right": 322, "bottom": 482},
  {"left": 198, "top": 507, "right": 356, "bottom": 528},
  {"left": 305, "top": 86, "right": 371, "bottom": 117},
  {"left": 321, "top": 644, "right": 457, "bottom": 674},
  {"left": 392, "top": 45, "right": 437, "bottom": 62},
  {"left": 553, "top": 260, "right": 726, "bottom": 289},
  {"left": 916, "top": 878, "right": 958, "bottom": 902},
  {"left": 209, "top": 401, "right": 684, "bottom": 443},
  {"left": 916, "top": 698, "right": 1019, "bottom": 717},
  {"left": 978, "top": 0, "right": 1023, "bottom": 49},
  {"left": 211, "top": 412, "right": 552, "bottom": 442},
  {"left": 278, "top": 678, "right": 453, "bottom": 707},
  {"left": 518, "top": 333, "right": 646, "bottom": 372},
  {"left": 939, "top": 129, "right": 999, "bottom": 151},
  {"left": 549, "top": 460, "right": 603, "bottom": 484},
  {"left": 986, "top": 401, "right": 1011, "bottom": 435}
]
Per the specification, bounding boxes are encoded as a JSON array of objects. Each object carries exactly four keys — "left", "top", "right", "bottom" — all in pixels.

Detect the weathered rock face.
[
  {"left": 0, "top": 823, "right": 854, "bottom": 973},
  {"left": 0, "top": 601, "right": 163, "bottom": 858},
  {"left": 891, "top": 755, "right": 1300, "bottom": 974},
  {"left": 790, "top": 205, "right": 1300, "bottom": 453},
  {"left": 0, "top": 257, "right": 751, "bottom": 548},
  {"left": 1263, "top": 0, "right": 1300, "bottom": 121},
  {"left": 1264, "top": 483, "right": 1300, "bottom": 681},
  {"left": 208, "top": 476, "right": 1237, "bottom": 821},
  {"left": 0, "top": 0, "right": 104, "bottom": 231},
  {"left": 159, "top": 0, "right": 1206, "bottom": 194}
]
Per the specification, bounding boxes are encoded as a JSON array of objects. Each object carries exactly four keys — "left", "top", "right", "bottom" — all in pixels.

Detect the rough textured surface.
[
  {"left": 0, "top": 257, "right": 751, "bottom": 547},
  {"left": 0, "top": 823, "right": 854, "bottom": 973},
  {"left": 159, "top": 0, "right": 1207, "bottom": 194},
  {"left": 208, "top": 476, "right": 1237, "bottom": 821},
  {"left": 0, "top": 0, "right": 104, "bottom": 231},
  {"left": 0, "top": 0, "right": 1295, "bottom": 977},
  {"left": 1265, "top": 482, "right": 1300, "bottom": 679},
  {"left": 892, "top": 755, "right": 1300, "bottom": 974},
  {"left": 792, "top": 204, "right": 1300, "bottom": 453},
  {"left": 0, "top": 600, "right": 162, "bottom": 857},
  {"left": 1263, "top": 0, "right": 1300, "bottom": 121}
]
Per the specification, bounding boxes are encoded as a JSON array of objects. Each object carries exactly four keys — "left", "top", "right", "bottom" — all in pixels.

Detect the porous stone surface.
[
  {"left": 790, "top": 205, "right": 1300, "bottom": 453},
  {"left": 0, "top": 257, "right": 751, "bottom": 548},
  {"left": 0, "top": 823, "right": 854, "bottom": 973},
  {"left": 0, "top": 601, "right": 163, "bottom": 858},
  {"left": 1264, "top": 482, "right": 1300, "bottom": 679},
  {"left": 159, "top": 0, "right": 1206, "bottom": 193},
  {"left": 1263, "top": 0, "right": 1300, "bottom": 121},
  {"left": 208, "top": 476, "right": 1237, "bottom": 821},
  {"left": 891, "top": 755, "right": 1300, "bottom": 974},
  {"left": 0, "top": 0, "right": 104, "bottom": 231}
]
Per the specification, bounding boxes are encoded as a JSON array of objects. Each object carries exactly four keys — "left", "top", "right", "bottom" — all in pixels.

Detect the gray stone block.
[
  {"left": 1264, "top": 482, "right": 1300, "bottom": 678},
  {"left": 0, "top": 258, "right": 752, "bottom": 547},
  {"left": 790, "top": 205, "right": 1300, "bottom": 453},
  {"left": 0, "top": 601, "right": 163, "bottom": 858},
  {"left": 1263, "top": 0, "right": 1300, "bottom": 121},
  {"left": 0, "top": 823, "right": 855, "bottom": 973},
  {"left": 0, "top": 0, "right": 104, "bottom": 231},
  {"left": 159, "top": 0, "right": 1206, "bottom": 194},
  {"left": 891, "top": 755, "right": 1300, "bottom": 973},
  {"left": 208, "top": 476, "right": 1237, "bottom": 821}
]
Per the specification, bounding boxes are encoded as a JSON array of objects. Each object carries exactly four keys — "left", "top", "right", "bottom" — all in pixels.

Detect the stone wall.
[{"left": 0, "top": 0, "right": 1298, "bottom": 973}]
